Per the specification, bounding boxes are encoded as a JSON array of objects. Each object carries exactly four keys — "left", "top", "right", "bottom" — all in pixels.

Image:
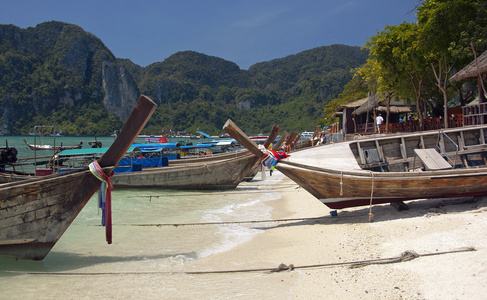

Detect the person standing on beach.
[{"left": 376, "top": 113, "right": 384, "bottom": 134}]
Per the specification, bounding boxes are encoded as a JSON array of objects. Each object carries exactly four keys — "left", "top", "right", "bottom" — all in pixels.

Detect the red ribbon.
[{"left": 90, "top": 161, "right": 114, "bottom": 244}]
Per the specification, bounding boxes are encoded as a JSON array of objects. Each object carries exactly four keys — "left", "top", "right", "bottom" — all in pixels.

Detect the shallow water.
[
  {"left": 0, "top": 164, "right": 285, "bottom": 282},
  {"left": 0, "top": 135, "right": 295, "bottom": 298},
  {"left": 0, "top": 180, "right": 289, "bottom": 298}
]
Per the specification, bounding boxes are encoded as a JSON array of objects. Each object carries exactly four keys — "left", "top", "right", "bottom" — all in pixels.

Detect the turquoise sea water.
[
  {"left": 2, "top": 134, "right": 203, "bottom": 173},
  {"left": 4, "top": 134, "right": 192, "bottom": 159},
  {"left": 0, "top": 135, "right": 285, "bottom": 291}
]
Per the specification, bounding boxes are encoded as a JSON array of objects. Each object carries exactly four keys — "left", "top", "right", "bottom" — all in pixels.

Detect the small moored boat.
[
  {"left": 111, "top": 126, "right": 280, "bottom": 190},
  {"left": 24, "top": 139, "right": 83, "bottom": 151}
]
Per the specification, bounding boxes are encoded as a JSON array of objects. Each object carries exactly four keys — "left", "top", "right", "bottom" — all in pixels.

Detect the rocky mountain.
[
  {"left": 0, "top": 21, "right": 138, "bottom": 135},
  {"left": 0, "top": 21, "right": 368, "bottom": 135},
  {"left": 135, "top": 46, "right": 368, "bottom": 135}
]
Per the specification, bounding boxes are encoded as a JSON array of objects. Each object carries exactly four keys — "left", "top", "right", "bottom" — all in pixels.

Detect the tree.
[
  {"left": 418, "top": 0, "right": 482, "bottom": 127},
  {"left": 453, "top": 1, "right": 487, "bottom": 103},
  {"left": 366, "top": 22, "right": 432, "bottom": 128},
  {"left": 319, "top": 75, "right": 367, "bottom": 128},
  {"left": 355, "top": 58, "right": 382, "bottom": 132}
]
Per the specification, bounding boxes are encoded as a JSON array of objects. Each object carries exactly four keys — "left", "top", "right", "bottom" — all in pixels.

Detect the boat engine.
[
  {"left": 89, "top": 141, "right": 103, "bottom": 148},
  {"left": 0, "top": 147, "right": 18, "bottom": 169}
]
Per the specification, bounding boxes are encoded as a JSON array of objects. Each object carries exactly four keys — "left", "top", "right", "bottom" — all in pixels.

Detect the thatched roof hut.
[
  {"left": 450, "top": 50, "right": 487, "bottom": 104},
  {"left": 339, "top": 97, "right": 369, "bottom": 110},
  {"left": 450, "top": 50, "right": 487, "bottom": 82},
  {"left": 332, "top": 98, "right": 368, "bottom": 118},
  {"left": 333, "top": 97, "right": 369, "bottom": 134},
  {"left": 352, "top": 96, "right": 412, "bottom": 116}
]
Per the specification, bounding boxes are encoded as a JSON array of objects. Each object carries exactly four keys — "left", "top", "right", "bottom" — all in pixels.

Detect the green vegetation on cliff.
[
  {"left": 137, "top": 46, "right": 368, "bottom": 135},
  {"left": 0, "top": 21, "right": 368, "bottom": 135},
  {"left": 0, "top": 21, "right": 123, "bottom": 135}
]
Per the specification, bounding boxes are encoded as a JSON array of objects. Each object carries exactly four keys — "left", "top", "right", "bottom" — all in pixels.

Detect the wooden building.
[
  {"left": 333, "top": 94, "right": 413, "bottom": 135},
  {"left": 450, "top": 50, "right": 487, "bottom": 125},
  {"left": 351, "top": 95, "right": 412, "bottom": 134},
  {"left": 332, "top": 97, "right": 368, "bottom": 134}
]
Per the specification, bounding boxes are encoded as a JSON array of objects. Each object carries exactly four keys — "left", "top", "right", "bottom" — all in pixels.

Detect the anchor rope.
[
  {"left": 369, "top": 171, "right": 375, "bottom": 222},
  {"left": 87, "top": 216, "right": 329, "bottom": 227},
  {"left": 127, "top": 184, "right": 298, "bottom": 199},
  {"left": 10, "top": 247, "right": 475, "bottom": 276}
]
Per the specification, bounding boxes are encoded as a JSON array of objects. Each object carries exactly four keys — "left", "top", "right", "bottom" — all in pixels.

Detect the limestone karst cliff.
[{"left": 0, "top": 21, "right": 139, "bottom": 134}]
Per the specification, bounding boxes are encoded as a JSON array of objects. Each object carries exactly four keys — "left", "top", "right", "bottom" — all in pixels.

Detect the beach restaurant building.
[
  {"left": 333, "top": 94, "right": 414, "bottom": 135},
  {"left": 332, "top": 50, "right": 487, "bottom": 137},
  {"left": 450, "top": 49, "right": 487, "bottom": 126}
]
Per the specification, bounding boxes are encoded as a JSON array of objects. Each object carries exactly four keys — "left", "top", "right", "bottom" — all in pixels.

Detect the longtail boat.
[
  {"left": 0, "top": 95, "right": 157, "bottom": 260},
  {"left": 111, "top": 151, "right": 255, "bottom": 189},
  {"left": 23, "top": 139, "right": 83, "bottom": 151},
  {"left": 38, "top": 131, "right": 276, "bottom": 190},
  {"left": 110, "top": 125, "right": 281, "bottom": 190},
  {"left": 224, "top": 119, "right": 487, "bottom": 210}
]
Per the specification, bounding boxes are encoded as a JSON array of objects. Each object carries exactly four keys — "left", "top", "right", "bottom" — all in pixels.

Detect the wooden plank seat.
[{"left": 414, "top": 148, "right": 452, "bottom": 170}]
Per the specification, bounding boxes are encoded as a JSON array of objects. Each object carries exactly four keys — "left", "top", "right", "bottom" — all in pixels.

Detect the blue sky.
[{"left": 1, "top": 0, "right": 418, "bottom": 69}]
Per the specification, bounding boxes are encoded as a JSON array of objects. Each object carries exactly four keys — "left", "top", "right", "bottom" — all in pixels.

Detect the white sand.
[
  {"left": 2, "top": 171, "right": 486, "bottom": 299},
  {"left": 192, "top": 171, "right": 487, "bottom": 299}
]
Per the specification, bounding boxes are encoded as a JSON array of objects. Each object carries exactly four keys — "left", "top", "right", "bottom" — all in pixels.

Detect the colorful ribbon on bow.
[
  {"left": 89, "top": 160, "right": 114, "bottom": 244},
  {"left": 258, "top": 145, "right": 290, "bottom": 179}
]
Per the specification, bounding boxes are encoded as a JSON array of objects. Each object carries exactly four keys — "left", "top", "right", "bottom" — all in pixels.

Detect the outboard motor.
[
  {"left": 89, "top": 141, "right": 103, "bottom": 148},
  {"left": 0, "top": 147, "right": 18, "bottom": 169}
]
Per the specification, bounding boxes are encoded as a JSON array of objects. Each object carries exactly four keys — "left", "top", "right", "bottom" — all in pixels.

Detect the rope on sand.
[
  {"left": 9, "top": 247, "right": 475, "bottom": 276},
  {"left": 93, "top": 216, "right": 327, "bottom": 227},
  {"left": 126, "top": 184, "right": 298, "bottom": 200},
  {"left": 349, "top": 250, "right": 419, "bottom": 269}
]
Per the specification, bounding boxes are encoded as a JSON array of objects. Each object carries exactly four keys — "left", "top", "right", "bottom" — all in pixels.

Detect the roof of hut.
[
  {"left": 352, "top": 97, "right": 412, "bottom": 115},
  {"left": 351, "top": 95, "right": 381, "bottom": 115},
  {"left": 450, "top": 50, "right": 487, "bottom": 82},
  {"left": 338, "top": 97, "right": 369, "bottom": 110}
]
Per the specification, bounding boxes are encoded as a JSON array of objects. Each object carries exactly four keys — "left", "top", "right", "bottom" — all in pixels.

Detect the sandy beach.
[
  {"left": 188, "top": 171, "right": 487, "bottom": 299},
  {"left": 2, "top": 170, "right": 487, "bottom": 299}
]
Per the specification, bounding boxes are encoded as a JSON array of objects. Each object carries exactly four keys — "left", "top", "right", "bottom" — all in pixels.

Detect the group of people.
[{"left": 279, "top": 141, "right": 295, "bottom": 152}]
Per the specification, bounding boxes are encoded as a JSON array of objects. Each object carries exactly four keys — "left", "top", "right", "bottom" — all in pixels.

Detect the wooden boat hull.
[
  {"left": 0, "top": 172, "right": 32, "bottom": 183},
  {"left": 169, "top": 149, "right": 249, "bottom": 164},
  {"left": 277, "top": 161, "right": 487, "bottom": 209},
  {"left": 0, "top": 169, "right": 103, "bottom": 259},
  {"left": 0, "top": 95, "right": 157, "bottom": 260},
  {"left": 276, "top": 125, "right": 487, "bottom": 209},
  {"left": 171, "top": 149, "right": 262, "bottom": 182},
  {"left": 222, "top": 119, "right": 487, "bottom": 210},
  {"left": 112, "top": 153, "right": 257, "bottom": 190},
  {"left": 112, "top": 125, "right": 282, "bottom": 190}
]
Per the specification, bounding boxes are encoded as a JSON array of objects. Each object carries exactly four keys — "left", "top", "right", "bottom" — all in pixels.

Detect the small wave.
[
  {"left": 195, "top": 177, "right": 284, "bottom": 258},
  {"left": 196, "top": 224, "right": 262, "bottom": 259}
]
